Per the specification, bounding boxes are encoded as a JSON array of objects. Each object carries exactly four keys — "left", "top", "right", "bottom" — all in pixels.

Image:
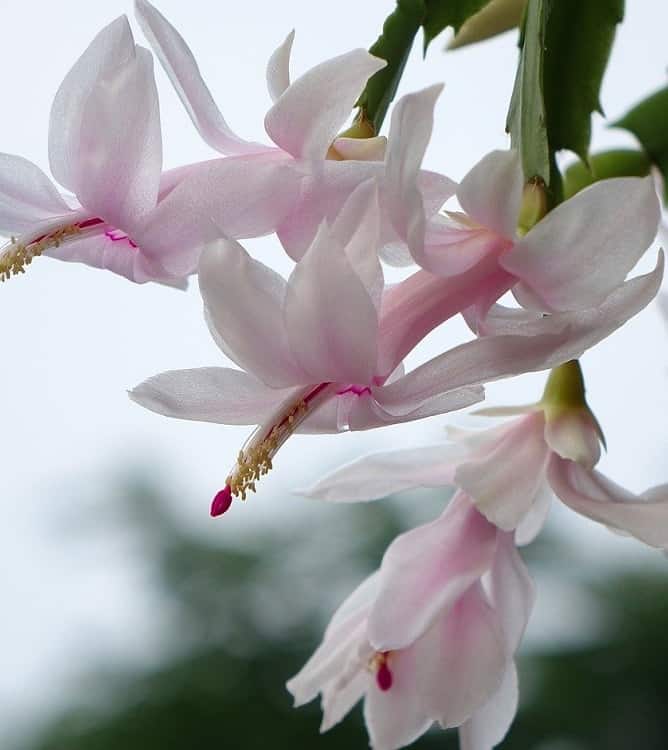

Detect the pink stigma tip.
[
  {"left": 376, "top": 662, "right": 393, "bottom": 691},
  {"left": 211, "top": 485, "right": 233, "bottom": 517}
]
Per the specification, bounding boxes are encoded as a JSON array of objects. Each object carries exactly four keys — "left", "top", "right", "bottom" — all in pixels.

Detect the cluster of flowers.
[{"left": 2, "top": 2, "right": 666, "bottom": 749}]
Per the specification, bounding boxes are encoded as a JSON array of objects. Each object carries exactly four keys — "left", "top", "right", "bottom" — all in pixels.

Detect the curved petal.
[
  {"left": 502, "top": 176, "right": 661, "bottom": 311},
  {"left": 377, "top": 265, "right": 499, "bottom": 379},
  {"left": 416, "top": 582, "right": 506, "bottom": 729},
  {"left": 265, "top": 49, "right": 386, "bottom": 159},
  {"left": 0, "top": 153, "right": 71, "bottom": 234},
  {"left": 129, "top": 367, "right": 291, "bottom": 424},
  {"left": 49, "top": 15, "right": 136, "bottom": 191},
  {"left": 277, "top": 159, "right": 381, "bottom": 261},
  {"left": 454, "top": 413, "right": 550, "bottom": 531},
  {"left": 514, "top": 481, "right": 553, "bottom": 546},
  {"left": 419, "top": 216, "right": 508, "bottom": 279},
  {"left": 198, "top": 239, "right": 305, "bottom": 387},
  {"left": 381, "top": 254, "right": 665, "bottom": 411},
  {"left": 459, "top": 664, "right": 518, "bottom": 750},
  {"left": 330, "top": 178, "right": 383, "bottom": 307},
  {"left": 288, "top": 573, "right": 377, "bottom": 710},
  {"left": 284, "top": 222, "right": 378, "bottom": 385},
  {"left": 384, "top": 84, "right": 445, "bottom": 264},
  {"left": 488, "top": 533, "right": 534, "bottom": 654},
  {"left": 137, "top": 155, "right": 302, "bottom": 276},
  {"left": 543, "top": 410, "right": 601, "bottom": 467},
  {"left": 135, "top": 0, "right": 267, "bottom": 155},
  {"left": 266, "top": 30, "right": 294, "bottom": 102},
  {"left": 548, "top": 456, "right": 668, "bottom": 548},
  {"left": 364, "top": 648, "right": 433, "bottom": 750},
  {"left": 320, "top": 667, "right": 367, "bottom": 733},
  {"left": 457, "top": 150, "right": 523, "bottom": 239},
  {"left": 74, "top": 47, "right": 162, "bottom": 229},
  {"left": 376, "top": 331, "right": 571, "bottom": 416},
  {"left": 368, "top": 494, "right": 498, "bottom": 650},
  {"left": 299, "top": 444, "right": 463, "bottom": 502}
]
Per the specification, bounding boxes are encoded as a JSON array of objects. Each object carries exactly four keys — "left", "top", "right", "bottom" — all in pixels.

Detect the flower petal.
[
  {"left": 514, "top": 481, "right": 553, "bottom": 546},
  {"left": 458, "top": 664, "right": 518, "bottom": 750},
  {"left": 0, "top": 153, "right": 72, "bottom": 234},
  {"left": 368, "top": 493, "right": 498, "bottom": 650},
  {"left": 266, "top": 30, "right": 294, "bottom": 103},
  {"left": 330, "top": 178, "right": 383, "bottom": 307},
  {"left": 74, "top": 47, "right": 162, "bottom": 229},
  {"left": 457, "top": 150, "right": 523, "bottom": 239},
  {"left": 384, "top": 84, "right": 445, "bottom": 263},
  {"left": 376, "top": 266, "right": 499, "bottom": 379},
  {"left": 376, "top": 331, "right": 571, "bottom": 416},
  {"left": 49, "top": 15, "right": 136, "bottom": 191},
  {"left": 137, "top": 155, "right": 303, "bottom": 277},
  {"left": 548, "top": 456, "right": 668, "bottom": 548},
  {"left": 265, "top": 49, "right": 386, "bottom": 159},
  {"left": 284, "top": 222, "right": 378, "bottom": 385},
  {"left": 129, "top": 367, "right": 291, "bottom": 424},
  {"left": 198, "top": 239, "right": 305, "bottom": 387},
  {"left": 299, "top": 444, "right": 464, "bottom": 502},
  {"left": 488, "top": 532, "right": 534, "bottom": 654},
  {"left": 288, "top": 573, "right": 377, "bottom": 708},
  {"left": 543, "top": 410, "right": 601, "bottom": 467},
  {"left": 454, "top": 413, "right": 550, "bottom": 531},
  {"left": 380, "top": 254, "right": 665, "bottom": 412},
  {"left": 364, "top": 648, "right": 433, "bottom": 750},
  {"left": 277, "top": 159, "right": 381, "bottom": 261},
  {"left": 416, "top": 581, "right": 506, "bottom": 728},
  {"left": 502, "top": 176, "right": 661, "bottom": 311},
  {"left": 135, "top": 0, "right": 267, "bottom": 155}
]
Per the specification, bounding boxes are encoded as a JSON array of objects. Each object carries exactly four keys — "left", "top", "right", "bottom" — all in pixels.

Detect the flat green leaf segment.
[
  {"left": 543, "top": 0, "right": 624, "bottom": 161},
  {"left": 615, "top": 86, "right": 668, "bottom": 201},
  {"left": 505, "top": 0, "right": 549, "bottom": 183},
  {"left": 358, "top": 0, "right": 426, "bottom": 134},
  {"left": 358, "top": 0, "right": 502, "bottom": 132},
  {"left": 507, "top": 0, "right": 623, "bottom": 193}
]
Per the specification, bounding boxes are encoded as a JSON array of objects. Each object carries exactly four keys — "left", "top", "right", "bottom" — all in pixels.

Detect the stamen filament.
[
  {"left": 0, "top": 217, "right": 116, "bottom": 282},
  {"left": 215, "top": 382, "right": 336, "bottom": 510}
]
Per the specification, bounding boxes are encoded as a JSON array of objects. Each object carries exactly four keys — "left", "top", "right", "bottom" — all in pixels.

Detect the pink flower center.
[
  {"left": 104, "top": 227, "right": 138, "bottom": 248},
  {"left": 336, "top": 384, "right": 371, "bottom": 397}
]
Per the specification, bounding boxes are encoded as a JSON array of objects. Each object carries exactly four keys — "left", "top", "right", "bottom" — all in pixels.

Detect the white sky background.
[{"left": 1, "top": 0, "right": 668, "bottom": 738}]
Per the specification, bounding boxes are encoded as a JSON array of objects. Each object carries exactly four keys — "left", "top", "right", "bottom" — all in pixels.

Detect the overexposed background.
[{"left": 1, "top": 0, "right": 667, "bottom": 741}]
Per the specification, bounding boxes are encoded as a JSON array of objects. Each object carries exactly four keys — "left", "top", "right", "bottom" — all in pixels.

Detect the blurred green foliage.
[{"left": 18, "top": 477, "right": 668, "bottom": 750}]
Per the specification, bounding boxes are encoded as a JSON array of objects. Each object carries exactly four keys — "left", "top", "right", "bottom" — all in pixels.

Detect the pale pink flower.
[
  {"left": 129, "top": 182, "right": 484, "bottom": 516},
  {"left": 385, "top": 88, "right": 661, "bottom": 319},
  {"left": 0, "top": 17, "right": 188, "bottom": 285},
  {"left": 132, "top": 1, "right": 455, "bottom": 276},
  {"left": 288, "top": 493, "right": 534, "bottom": 750},
  {"left": 304, "top": 360, "right": 668, "bottom": 549}
]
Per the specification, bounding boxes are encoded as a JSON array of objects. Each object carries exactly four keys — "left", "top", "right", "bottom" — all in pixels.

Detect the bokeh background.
[{"left": 1, "top": 1, "right": 667, "bottom": 748}]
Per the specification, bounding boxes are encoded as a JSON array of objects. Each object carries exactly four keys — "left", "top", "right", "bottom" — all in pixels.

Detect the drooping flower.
[
  {"left": 0, "top": 16, "right": 186, "bottom": 285},
  {"left": 132, "top": 1, "right": 455, "bottom": 276},
  {"left": 288, "top": 493, "right": 534, "bottom": 750},
  {"left": 304, "top": 359, "right": 668, "bottom": 549}
]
